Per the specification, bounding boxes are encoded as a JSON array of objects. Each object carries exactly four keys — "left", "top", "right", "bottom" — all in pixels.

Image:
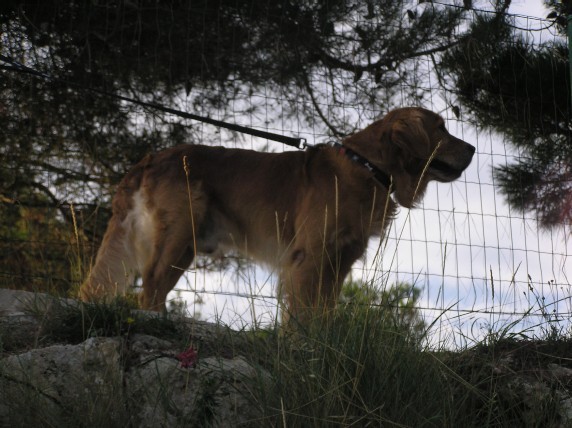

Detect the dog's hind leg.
[
  {"left": 138, "top": 196, "right": 206, "bottom": 311},
  {"left": 80, "top": 215, "right": 140, "bottom": 303},
  {"left": 139, "top": 233, "right": 196, "bottom": 311}
]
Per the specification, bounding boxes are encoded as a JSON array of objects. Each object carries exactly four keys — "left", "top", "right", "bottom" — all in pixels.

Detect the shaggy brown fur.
[{"left": 80, "top": 107, "right": 475, "bottom": 324}]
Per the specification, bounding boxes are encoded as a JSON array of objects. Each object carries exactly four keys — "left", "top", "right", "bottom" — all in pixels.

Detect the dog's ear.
[{"left": 390, "top": 116, "right": 431, "bottom": 158}]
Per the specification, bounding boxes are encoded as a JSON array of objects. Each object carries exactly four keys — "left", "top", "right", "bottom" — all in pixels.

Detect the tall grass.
[{"left": 243, "top": 301, "right": 569, "bottom": 427}]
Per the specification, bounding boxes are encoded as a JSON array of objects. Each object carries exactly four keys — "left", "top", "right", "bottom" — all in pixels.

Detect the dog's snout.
[
  {"left": 452, "top": 138, "right": 475, "bottom": 162},
  {"left": 451, "top": 135, "right": 475, "bottom": 154},
  {"left": 464, "top": 142, "right": 476, "bottom": 164}
]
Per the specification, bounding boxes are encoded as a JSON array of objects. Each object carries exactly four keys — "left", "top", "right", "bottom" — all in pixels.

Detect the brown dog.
[{"left": 80, "top": 107, "right": 474, "bottom": 324}]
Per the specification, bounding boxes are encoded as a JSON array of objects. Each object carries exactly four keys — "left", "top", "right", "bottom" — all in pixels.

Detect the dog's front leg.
[
  {"left": 279, "top": 256, "right": 322, "bottom": 326},
  {"left": 280, "top": 240, "right": 361, "bottom": 327},
  {"left": 280, "top": 260, "right": 331, "bottom": 327}
]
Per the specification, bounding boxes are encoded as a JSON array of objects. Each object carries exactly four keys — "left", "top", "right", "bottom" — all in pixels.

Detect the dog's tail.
[{"left": 80, "top": 158, "right": 152, "bottom": 303}]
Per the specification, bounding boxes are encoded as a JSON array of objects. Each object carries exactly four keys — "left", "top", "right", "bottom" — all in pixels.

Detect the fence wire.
[{"left": 0, "top": 2, "right": 569, "bottom": 345}]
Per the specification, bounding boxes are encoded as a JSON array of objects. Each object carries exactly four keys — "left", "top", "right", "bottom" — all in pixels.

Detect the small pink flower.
[{"left": 176, "top": 346, "right": 198, "bottom": 368}]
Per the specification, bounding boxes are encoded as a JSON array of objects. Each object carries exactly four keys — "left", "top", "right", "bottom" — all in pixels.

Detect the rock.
[
  {"left": 0, "top": 289, "right": 270, "bottom": 427},
  {"left": 0, "top": 288, "right": 76, "bottom": 316},
  {"left": 127, "top": 355, "right": 266, "bottom": 427},
  {"left": 0, "top": 337, "right": 124, "bottom": 426}
]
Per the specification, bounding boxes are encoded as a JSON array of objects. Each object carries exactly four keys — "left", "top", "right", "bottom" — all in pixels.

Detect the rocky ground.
[
  {"left": 0, "top": 289, "right": 269, "bottom": 427},
  {"left": 1, "top": 288, "right": 572, "bottom": 427}
]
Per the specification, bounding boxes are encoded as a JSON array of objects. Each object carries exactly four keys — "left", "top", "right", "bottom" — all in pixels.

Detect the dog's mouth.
[
  {"left": 427, "top": 141, "right": 475, "bottom": 182},
  {"left": 428, "top": 158, "right": 468, "bottom": 181}
]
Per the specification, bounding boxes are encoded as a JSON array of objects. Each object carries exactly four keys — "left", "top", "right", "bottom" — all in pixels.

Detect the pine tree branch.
[{"left": 300, "top": 72, "right": 346, "bottom": 139}]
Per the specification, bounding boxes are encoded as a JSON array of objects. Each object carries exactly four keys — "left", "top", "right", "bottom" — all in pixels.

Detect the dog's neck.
[{"left": 332, "top": 142, "right": 394, "bottom": 192}]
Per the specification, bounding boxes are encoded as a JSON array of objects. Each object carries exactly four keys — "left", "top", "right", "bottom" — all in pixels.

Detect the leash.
[
  {"left": 1, "top": 55, "right": 397, "bottom": 191},
  {"left": 0, "top": 54, "right": 306, "bottom": 149}
]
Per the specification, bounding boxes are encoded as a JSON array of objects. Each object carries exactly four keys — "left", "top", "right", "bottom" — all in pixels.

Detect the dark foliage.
[{"left": 439, "top": 2, "right": 572, "bottom": 228}]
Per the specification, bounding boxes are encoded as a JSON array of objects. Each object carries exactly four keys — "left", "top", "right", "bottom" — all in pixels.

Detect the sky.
[
  {"left": 165, "top": 0, "right": 571, "bottom": 347},
  {"left": 510, "top": 0, "right": 547, "bottom": 18}
]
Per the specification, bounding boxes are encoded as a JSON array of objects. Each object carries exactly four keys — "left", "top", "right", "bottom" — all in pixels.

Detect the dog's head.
[{"left": 344, "top": 107, "right": 475, "bottom": 207}]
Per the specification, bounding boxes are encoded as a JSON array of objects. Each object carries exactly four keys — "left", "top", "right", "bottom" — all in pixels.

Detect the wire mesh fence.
[{"left": 0, "top": 1, "right": 569, "bottom": 346}]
